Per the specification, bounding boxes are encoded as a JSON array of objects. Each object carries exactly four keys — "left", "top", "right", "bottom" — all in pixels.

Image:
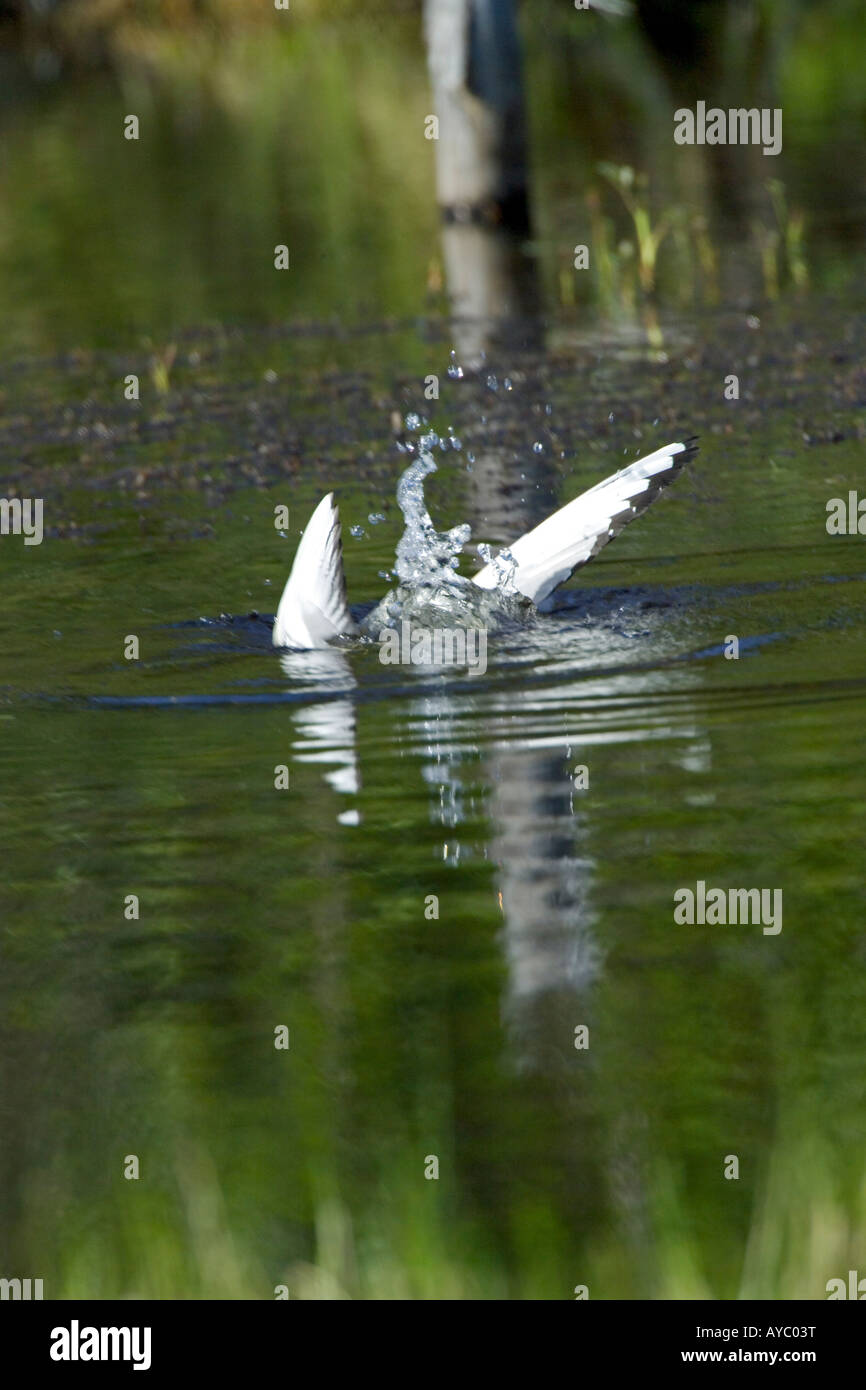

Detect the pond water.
[{"left": 1, "top": 16, "right": 866, "bottom": 1299}]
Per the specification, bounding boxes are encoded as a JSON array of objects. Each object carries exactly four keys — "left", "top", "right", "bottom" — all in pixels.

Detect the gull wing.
[
  {"left": 472, "top": 439, "right": 698, "bottom": 605},
  {"left": 272, "top": 493, "right": 358, "bottom": 649}
]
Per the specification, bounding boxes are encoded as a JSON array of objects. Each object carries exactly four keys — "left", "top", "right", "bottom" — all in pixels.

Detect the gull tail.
[
  {"left": 472, "top": 438, "right": 698, "bottom": 605},
  {"left": 272, "top": 493, "right": 358, "bottom": 649}
]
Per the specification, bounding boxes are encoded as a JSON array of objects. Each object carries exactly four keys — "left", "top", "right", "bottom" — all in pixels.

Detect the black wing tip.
[
  {"left": 666, "top": 437, "right": 698, "bottom": 474},
  {"left": 638, "top": 436, "right": 697, "bottom": 508}
]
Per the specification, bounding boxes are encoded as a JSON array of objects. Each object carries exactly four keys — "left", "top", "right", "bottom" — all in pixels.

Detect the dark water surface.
[{"left": 2, "top": 20, "right": 866, "bottom": 1297}]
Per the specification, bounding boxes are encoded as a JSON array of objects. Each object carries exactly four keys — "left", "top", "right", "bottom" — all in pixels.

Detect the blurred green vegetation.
[
  {"left": 4, "top": 667, "right": 866, "bottom": 1298},
  {"left": 0, "top": 0, "right": 864, "bottom": 355}
]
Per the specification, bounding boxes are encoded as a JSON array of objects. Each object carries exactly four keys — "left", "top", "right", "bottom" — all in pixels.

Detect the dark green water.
[{"left": 1, "top": 12, "right": 866, "bottom": 1299}]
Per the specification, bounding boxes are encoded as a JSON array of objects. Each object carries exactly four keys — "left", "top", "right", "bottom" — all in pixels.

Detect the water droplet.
[
  {"left": 350, "top": 525, "right": 366, "bottom": 538},
  {"left": 608, "top": 411, "right": 615, "bottom": 423},
  {"left": 532, "top": 442, "right": 544, "bottom": 454},
  {"left": 503, "top": 377, "right": 513, "bottom": 391},
  {"left": 405, "top": 412, "right": 422, "bottom": 430},
  {"left": 368, "top": 512, "right": 386, "bottom": 525}
]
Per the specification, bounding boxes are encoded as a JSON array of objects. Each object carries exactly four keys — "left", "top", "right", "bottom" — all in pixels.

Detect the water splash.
[
  {"left": 476, "top": 542, "right": 520, "bottom": 595},
  {"left": 363, "top": 433, "right": 529, "bottom": 636},
  {"left": 392, "top": 434, "right": 472, "bottom": 589}
]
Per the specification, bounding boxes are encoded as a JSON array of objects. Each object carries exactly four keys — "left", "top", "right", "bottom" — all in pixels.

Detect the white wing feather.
[
  {"left": 472, "top": 439, "right": 697, "bottom": 604},
  {"left": 272, "top": 493, "right": 357, "bottom": 649},
  {"left": 272, "top": 441, "right": 695, "bottom": 647}
]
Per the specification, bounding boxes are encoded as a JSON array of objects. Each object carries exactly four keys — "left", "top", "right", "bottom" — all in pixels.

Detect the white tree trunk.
[{"left": 423, "top": 0, "right": 529, "bottom": 227}]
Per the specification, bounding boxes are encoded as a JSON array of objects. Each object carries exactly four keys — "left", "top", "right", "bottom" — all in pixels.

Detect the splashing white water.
[
  {"left": 363, "top": 432, "right": 527, "bottom": 635},
  {"left": 393, "top": 435, "right": 471, "bottom": 589},
  {"left": 476, "top": 542, "right": 520, "bottom": 595}
]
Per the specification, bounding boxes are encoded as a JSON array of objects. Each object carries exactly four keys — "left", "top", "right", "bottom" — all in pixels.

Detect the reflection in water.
[
  {"left": 440, "top": 223, "right": 540, "bottom": 365},
  {"left": 482, "top": 740, "right": 602, "bottom": 1053},
  {"left": 406, "top": 678, "right": 604, "bottom": 1069},
  {"left": 467, "top": 418, "right": 597, "bottom": 1061},
  {"left": 415, "top": 691, "right": 479, "bottom": 860},
  {"left": 413, "top": 661, "right": 704, "bottom": 1066},
  {"left": 281, "top": 648, "right": 361, "bottom": 820},
  {"left": 282, "top": 615, "right": 706, "bottom": 1068}
]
